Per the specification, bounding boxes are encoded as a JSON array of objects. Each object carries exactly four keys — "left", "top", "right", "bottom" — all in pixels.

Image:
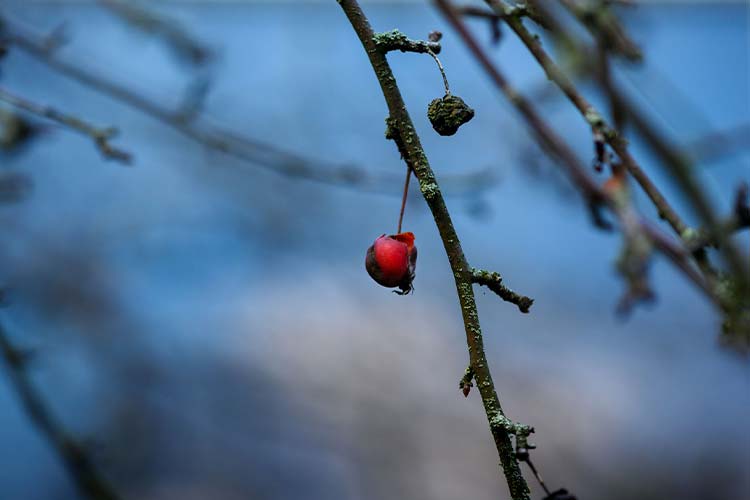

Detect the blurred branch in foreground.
[
  {"left": 0, "top": 314, "right": 120, "bottom": 500},
  {"left": 1, "top": 15, "right": 495, "bottom": 196}
]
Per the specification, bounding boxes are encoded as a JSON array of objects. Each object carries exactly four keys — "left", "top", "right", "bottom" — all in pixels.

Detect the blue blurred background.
[{"left": 0, "top": 1, "right": 748, "bottom": 499}]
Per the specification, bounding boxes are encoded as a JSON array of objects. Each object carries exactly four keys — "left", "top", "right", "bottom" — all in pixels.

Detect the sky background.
[{"left": 0, "top": 1, "right": 748, "bottom": 499}]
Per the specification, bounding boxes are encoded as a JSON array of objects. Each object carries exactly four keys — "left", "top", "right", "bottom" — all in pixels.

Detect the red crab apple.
[{"left": 365, "top": 232, "right": 417, "bottom": 295}]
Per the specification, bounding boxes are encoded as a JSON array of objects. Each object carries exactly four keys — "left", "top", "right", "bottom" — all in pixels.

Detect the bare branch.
[
  {"left": 472, "top": 268, "right": 534, "bottom": 313},
  {"left": 0, "top": 87, "right": 132, "bottom": 164}
]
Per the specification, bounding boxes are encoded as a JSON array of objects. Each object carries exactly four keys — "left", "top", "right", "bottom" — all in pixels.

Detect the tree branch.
[
  {"left": 336, "top": 1, "right": 531, "bottom": 498},
  {"left": 372, "top": 29, "right": 442, "bottom": 54},
  {"left": 0, "top": 87, "right": 132, "bottom": 164},
  {"left": 472, "top": 268, "right": 534, "bottom": 313},
  {"left": 0, "top": 317, "right": 120, "bottom": 500}
]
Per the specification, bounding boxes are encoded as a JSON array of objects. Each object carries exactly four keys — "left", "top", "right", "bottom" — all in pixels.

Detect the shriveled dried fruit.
[{"left": 427, "top": 94, "right": 475, "bottom": 136}]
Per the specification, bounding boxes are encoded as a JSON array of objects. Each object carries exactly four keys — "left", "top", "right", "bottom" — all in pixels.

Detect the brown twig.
[
  {"left": 0, "top": 317, "right": 120, "bottom": 500},
  {"left": 337, "top": 1, "right": 532, "bottom": 498}
]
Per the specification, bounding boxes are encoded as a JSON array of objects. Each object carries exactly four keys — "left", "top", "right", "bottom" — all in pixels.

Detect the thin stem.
[
  {"left": 337, "top": 1, "right": 531, "bottom": 498},
  {"left": 397, "top": 166, "right": 411, "bottom": 234},
  {"left": 426, "top": 48, "right": 451, "bottom": 95}
]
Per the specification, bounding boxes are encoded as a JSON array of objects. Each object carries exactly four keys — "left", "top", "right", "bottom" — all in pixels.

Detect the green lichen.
[
  {"left": 427, "top": 94, "right": 475, "bottom": 136},
  {"left": 420, "top": 181, "right": 440, "bottom": 200},
  {"left": 372, "top": 29, "right": 408, "bottom": 51}
]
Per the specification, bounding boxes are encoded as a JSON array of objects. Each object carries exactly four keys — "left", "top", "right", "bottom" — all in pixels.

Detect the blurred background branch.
[
  {"left": 1, "top": 15, "right": 495, "bottom": 196},
  {"left": 0, "top": 315, "right": 120, "bottom": 500},
  {"left": 0, "top": 87, "right": 132, "bottom": 164}
]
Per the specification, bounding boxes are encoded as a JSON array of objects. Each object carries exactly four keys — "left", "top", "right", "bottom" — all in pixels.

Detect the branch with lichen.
[
  {"left": 0, "top": 316, "right": 120, "bottom": 500},
  {"left": 1, "top": 16, "right": 493, "bottom": 196},
  {"left": 372, "top": 29, "right": 442, "bottom": 54},
  {"left": 0, "top": 87, "right": 132, "bottom": 163},
  {"left": 472, "top": 268, "right": 534, "bottom": 313},
  {"left": 337, "top": 1, "right": 532, "bottom": 498}
]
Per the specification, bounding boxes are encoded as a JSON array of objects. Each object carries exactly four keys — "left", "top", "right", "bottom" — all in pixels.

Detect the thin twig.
[
  {"left": 472, "top": 268, "right": 534, "bottom": 313},
  {"left": 397, "top": 166, "right": 411, "bottom": 234},
  {"left": 426, "top": 48, "right": 451, "bottom": 95},
  {"left": 0, "top": 87, "right": 132, "bottom": 164},
  {"left": 0, "top": 317, "right": 120, "bottom": 500},
  {"left": 337, "top": 1, "right": 531, "bottom": 498}
]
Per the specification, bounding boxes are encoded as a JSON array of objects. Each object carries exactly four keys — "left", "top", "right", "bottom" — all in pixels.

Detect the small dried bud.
[
  {"left": 428, "top": 31, "right": 442, "bottom": 42},
  {"left": 427, "top": 94, "right": 475, "bottom": 136}
]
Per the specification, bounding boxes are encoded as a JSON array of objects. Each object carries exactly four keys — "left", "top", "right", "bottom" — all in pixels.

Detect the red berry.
[{"left": 365, "top": 232, "right": 417, "bottom": 294}]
